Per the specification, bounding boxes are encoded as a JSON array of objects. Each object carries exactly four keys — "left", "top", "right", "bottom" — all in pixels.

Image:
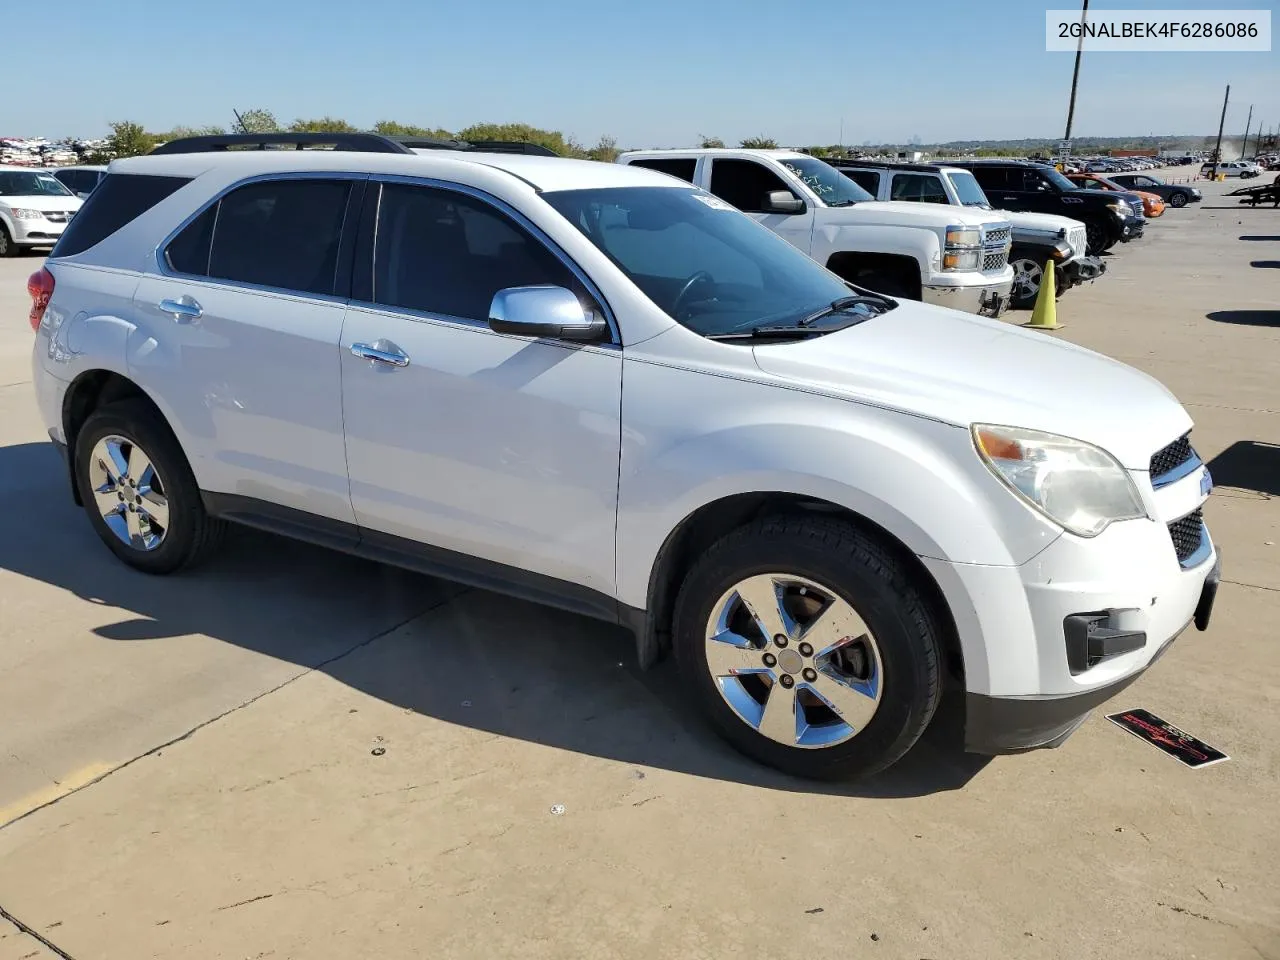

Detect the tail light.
[{"left": 27, "top": 267, "right": 54, "bottom": 332}]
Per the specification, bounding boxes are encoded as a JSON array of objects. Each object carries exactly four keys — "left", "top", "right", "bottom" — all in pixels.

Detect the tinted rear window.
[
  {"left": 51, "top": 173, "right": 190, "bottom": 258},
  {"left": 627, "top": 157, "right": 698, "bottom": 182}
]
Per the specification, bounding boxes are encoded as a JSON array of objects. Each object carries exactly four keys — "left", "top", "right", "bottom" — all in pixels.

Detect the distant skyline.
[{"left": 8, "top": 0, "right": 1277, "bottom": 146}]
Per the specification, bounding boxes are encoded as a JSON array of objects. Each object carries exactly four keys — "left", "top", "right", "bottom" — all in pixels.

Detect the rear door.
[{"left": 131, "top": 175, "right": 364, "bottom": 525}]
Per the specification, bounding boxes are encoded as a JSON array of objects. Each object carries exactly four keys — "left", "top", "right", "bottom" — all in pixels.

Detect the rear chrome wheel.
[
  {"left": 704, "top": 573, "right": 882, "bottom": 749},
  {"left": 88, "top": 434, "right": 171, "bottom": 552}
]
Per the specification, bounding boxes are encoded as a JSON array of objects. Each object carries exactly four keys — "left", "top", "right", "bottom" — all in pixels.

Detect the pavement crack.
[
  {"left": 0, "top": 593, "right": 464, "bottom": 833},
  {"left": 0, "top": 904, "right": 77, "bottom": 960},
  {"left": 216, "top": 893, "right": 274, "bottom": 911},
  {"left": 1222, "top": 578, "right": 1280, "bottom": 593}
]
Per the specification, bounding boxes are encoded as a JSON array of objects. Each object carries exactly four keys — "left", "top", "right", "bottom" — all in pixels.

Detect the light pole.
[
  {"left": 1064, "top": 0, "right": 1090, "bottom": 143},
  {"left": 1240, "top": 104, "right": 1253, "bottom": 159}
]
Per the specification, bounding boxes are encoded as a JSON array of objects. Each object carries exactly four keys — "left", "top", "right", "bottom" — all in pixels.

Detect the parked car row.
[
  {"left": 24, "top": 132, "right": 1220, "bottom": 782},
  {"left": 0, "top": 167, "right": 85, "bottom": 257}
]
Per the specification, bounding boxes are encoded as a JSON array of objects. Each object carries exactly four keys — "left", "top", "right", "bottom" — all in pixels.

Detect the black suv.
[{"left": 942, "top": 160, "right": 1145, "bottom": 255}]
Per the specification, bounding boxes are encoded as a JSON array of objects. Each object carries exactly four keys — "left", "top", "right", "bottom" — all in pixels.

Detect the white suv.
[
  {"left": 27, "top": 135, "right": 1220, "bottom": 780},
  {"left": 0, "top": 166, "right": 84, "bottom": 256}
]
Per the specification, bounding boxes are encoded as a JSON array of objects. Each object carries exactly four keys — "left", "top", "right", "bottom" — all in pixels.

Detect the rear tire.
[
  {"left": 672, "top": 516, "right": 942, "bottom": 781},
  {"left": 74, "top": 399, "right": 226, "bottom": 574}
]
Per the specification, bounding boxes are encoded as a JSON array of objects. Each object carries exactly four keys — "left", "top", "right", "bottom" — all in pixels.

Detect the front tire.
[
  {"left": 0, "top": 223, "right": 17, "bottom": 258},
  {"left": 74, "top": 399, "right": 226, "bottom": 574},
  {"left": 1168, "top": 192, "right": 1188, "bottom": 208},
  {"left": 1084, "top": 218, "right": 1113, "bottom": 256},
  {"left": 1009, "top": 256, "right": 1043, "bottom": 309},
  {"left": 673, "top": 517, "right": 943, "bottom": 781}
]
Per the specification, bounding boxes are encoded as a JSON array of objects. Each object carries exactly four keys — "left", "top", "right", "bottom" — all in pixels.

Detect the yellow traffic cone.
[{"left": 1025, "top": 260, "right": 1061, "bottom": 330}]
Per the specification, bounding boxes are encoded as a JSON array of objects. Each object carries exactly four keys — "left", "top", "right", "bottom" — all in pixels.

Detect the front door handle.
[
  {"left": 351, "top": 341, "right": 410, "bottom": 368},
  {"left": 159, "top": 296, "right": 202, "bottom": 323}
]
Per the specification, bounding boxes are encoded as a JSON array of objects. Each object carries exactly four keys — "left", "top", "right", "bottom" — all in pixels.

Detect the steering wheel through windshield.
[{"left": 673, "top": 270, "right": 715, "bottom": 320}]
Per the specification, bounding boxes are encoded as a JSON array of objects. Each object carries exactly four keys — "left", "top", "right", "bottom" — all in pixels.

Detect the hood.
[
  {"left": 751, "top": 302, "right": 1190, "bottom": 469},
  {"left": 838, "top": 200, "right": 1003, "bottom": 230},
  {"left": 0, "top": 194, "right": 82, "bottom": 211},
  {"left": 1000, "top": 210, "right": 1084, "bottom": 233}
]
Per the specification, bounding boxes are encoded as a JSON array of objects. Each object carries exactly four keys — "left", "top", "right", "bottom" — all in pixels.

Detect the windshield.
[
  {"left": 947, "top": 171, "right": 990, "bottom": 207},
  {"left": 543, "top": 186, "right": 869, "bottom": 338},
  {"left": 0, "top": 171, "right": 74, "bottom": 197},
  {"left": 777, "top": 157, "right": 872, "bottom": 207},
  {"left": 1041, "top": 167, "right": 1080, "bottom": 192}
]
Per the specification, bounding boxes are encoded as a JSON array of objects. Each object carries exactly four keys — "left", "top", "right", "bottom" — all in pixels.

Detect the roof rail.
[
  {"left": 149, "top": 133, "right": 414, "bottom": 155},
  {"left": 391, "top": 136, "right": 560, "bottom": 158}
]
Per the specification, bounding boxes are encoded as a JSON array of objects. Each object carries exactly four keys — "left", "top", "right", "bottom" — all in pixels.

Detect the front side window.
[
  {"left": 1038, "top": 167, "right": 1080, "bottom": 192},
  {"left": 206, "top": 179, "right": 351, "bottom": 295},
  {"left": 889, "top": 173, "right": 948, "bottom": 204},
  {"left": 776, "top": 157, "right": 870, "bottom": 207},
  {"left": 708, "top": 159, "right": 796, "bottom": 213},
  {"left": 0, "top": 171, "right": 73, "bottom": 197},
  {"left": 968, "top": 167, "right": 1014, "bottom": 191},
  {"left": 543, "top": 186, "right": 860, "bottom": 337},
  {"left": 843, "top": 169, "right": 881, "bottom": 194},
  {"left": 372, "top": 183, "right": 577, "bottom": 321}
]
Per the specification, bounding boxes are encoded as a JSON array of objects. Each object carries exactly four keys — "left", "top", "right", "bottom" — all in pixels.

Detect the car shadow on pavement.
[
  {"left": 1239, "top": 235, "right": 1280, "bottom": 241},
  {"left": 0, "top": 440, "right": 989, "bottom": 799},
  {"left": 1206, "top": 310, "right": 1280, "bottom": 327},
  {"left": 1207, "top": 441, "right": 1280, "bottom": 497},
  {"left": 1251, "top": 260, "right": 1280, "bottom": 269}
]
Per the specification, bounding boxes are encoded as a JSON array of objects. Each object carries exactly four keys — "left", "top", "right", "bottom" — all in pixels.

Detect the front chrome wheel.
[
  {"left": 1010, "top": 258, "right": 1043, "bottom": 303},
  {"left": 703, "top": 573, "right": 883, "bottom": 749},
  {"left": 88, "top": 434, "right": 170, "bottom": 551}
]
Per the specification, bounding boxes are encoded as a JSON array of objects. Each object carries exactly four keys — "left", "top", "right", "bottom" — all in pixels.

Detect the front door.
[
  {"left": 339, "top": 181, "right": 623, "bottom": 597},
  {"left": 704, "top": 158, "right": 816, "bottom": 255}
]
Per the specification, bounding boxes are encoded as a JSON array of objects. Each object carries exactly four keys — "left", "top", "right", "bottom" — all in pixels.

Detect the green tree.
[
  {"left": 235, "top": 108, "right": 279, "bottom": 133},
  {"left": 739, "top": 136, "right": 778, "bottom": 149},
  {"left": 586, "top": 135, "right": 619, "bottom": 163},
  {"left": 699, "top": 135, "right": 726, "bottom": 148},
  {"left": 288, "top": 116, "right": 357, "bottom": 133},
  {"left": 373, "top": 120, "right": 456, "bottom": 139},
  {"left": 107, "top": 120, "right": 154, "bottom": 158},
  {"left": 458, "top": 122, "right": 586, "bottom": 157},
  {"left": 157, "top": 124, "right": 225, "bottom": 142}
]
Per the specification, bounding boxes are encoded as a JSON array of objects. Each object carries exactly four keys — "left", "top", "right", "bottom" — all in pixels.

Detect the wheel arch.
[
  {"left": 634, "top": 491, "right": 964, "bottom": 686},
  {"left": 61, "top": 369, "right": 172, "bottom": 505},
  {"left": 826, "top": 251, "right": 924, "bottom": 299}
]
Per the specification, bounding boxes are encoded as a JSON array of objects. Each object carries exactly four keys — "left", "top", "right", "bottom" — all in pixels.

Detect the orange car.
[{"left": 1067, "top": 173, "right": 1166, "bottom": 217}]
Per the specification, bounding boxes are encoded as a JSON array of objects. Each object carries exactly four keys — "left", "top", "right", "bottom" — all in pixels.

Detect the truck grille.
[
  {"left": 1167, "top": 508, "right": 1205, "bottom": 565},
  {"left": 983, "top": 251, "right": 1008, "bottom": 271},
  {"left": 984, "top": 226, "right": 1011, "bottom": 247},
  {"left": 1067, "top": 225, "right": 1087, "bottom": 256},
  {"left": 1149, "top": 434, "right": 1195, "bottom": 486}
]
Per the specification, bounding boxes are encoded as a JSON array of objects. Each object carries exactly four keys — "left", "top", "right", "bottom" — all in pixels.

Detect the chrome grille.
[
  {"left": 984, "top": 226, "right": 1011, "bottom": 247},
  {"left": 1150, "top": 434, "right": 1194, "bottom": 483},
  {"left": 43, "top": 211, "right": 74, "bottom": 223},
  {"left": 983, "top": 251, "right": 1008, "bottom": 271},
  {"left": 1167, "top": 508, "right": 1204, "bottom": 565},
  {"left": 1067, "top": 225, "right": 1087, "bottom": 256}
]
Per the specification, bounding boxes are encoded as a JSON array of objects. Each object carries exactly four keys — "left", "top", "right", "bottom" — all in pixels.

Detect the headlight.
[
  {"left": 972, "top": 424, "right": 1146, "bottom": 537},
  {"left": 1106, "top": 201, "right": 1128, "bottom": 219},
  {"left": 10, "top": 208, "right": 44, "bottom": 220},
  {"left": 943, "top": 249, "right": 981, "bottom": 270},
  {"left": 945, "top": 226, "right": 981, "bottom": 247}
]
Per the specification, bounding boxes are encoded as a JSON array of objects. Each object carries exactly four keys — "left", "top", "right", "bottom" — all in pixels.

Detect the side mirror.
[
  {"left": 487, "top": 285, "right": 607, "bottom": 341},
  {"left": 763, "top": 190, "right": 805, "bottom": 214}
]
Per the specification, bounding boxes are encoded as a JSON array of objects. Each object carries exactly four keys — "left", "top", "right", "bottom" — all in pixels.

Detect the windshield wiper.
[
  {"left": 705, "top": 326, "right": 829, "bottom": 342},
  {"left": 798, "top": 294, "right": 891, "bottom": 326},
  {"left": 828, "top": 200, "right": 858, "bottom": 207}
]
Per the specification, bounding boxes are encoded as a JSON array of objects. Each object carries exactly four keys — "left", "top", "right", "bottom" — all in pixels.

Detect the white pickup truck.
[
  {"left": 617, "top": 149, "right": 1014, "bottom": 317},
  {"left": 832, "top": 160, "right": 1107, "bottom": 308}
]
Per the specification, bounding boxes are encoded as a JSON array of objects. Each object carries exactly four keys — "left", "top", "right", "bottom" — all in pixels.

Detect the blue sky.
[{"left": 10, "top": 0, "right": 1278, "bottom": 145}]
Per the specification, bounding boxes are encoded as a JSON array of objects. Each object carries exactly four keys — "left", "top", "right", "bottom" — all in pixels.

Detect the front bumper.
[
  {"left": 1119, "top": 216, "right": 1145, "bottom": 242},
  {"left": 965, "top": 553, "right": 1220, "bottom": 753},
  {"left": 922, "top": 276, "right": 1013, "bottom": 318},
  {"left": 10, "top": 218, "right": 68, "bottom": 245},
  {"left": 1060, "top": 255, "right": 1107, "bottom": 289}
]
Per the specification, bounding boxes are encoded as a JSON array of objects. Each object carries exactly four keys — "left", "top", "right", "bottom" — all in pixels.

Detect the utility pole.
[
  {"left": 1211, "top": 84, "right": 1229, "bottom": 178},
  {"left": 1064, "top": 0, "right": 1089, "bottom": 141},
  {"left": 1240, "top": 104, "right": 1253, "bottom": 159}
]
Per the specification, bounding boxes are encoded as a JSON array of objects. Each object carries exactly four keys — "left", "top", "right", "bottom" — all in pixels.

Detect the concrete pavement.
[{"left": 0, "top": 175, "right": 1276, "bottom": 959}]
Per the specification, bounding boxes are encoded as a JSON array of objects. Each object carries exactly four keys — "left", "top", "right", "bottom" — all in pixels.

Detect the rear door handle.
[
  {"left": 159, "top": 296, "right": 202, "bottom": 323},
  {"left": 351, "top": 341, "right": 410, "bottom": 368}
]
